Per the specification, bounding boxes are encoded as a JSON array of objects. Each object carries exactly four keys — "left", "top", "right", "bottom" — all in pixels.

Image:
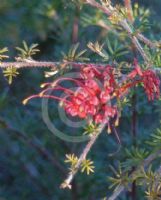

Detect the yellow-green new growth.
[
  {"left": 16, "top": 40, "right": 40, "bottom": 59},
  {"left": 3, "top": 66, "right": 19, "bottom": 84},
  {"left": 62, "top": 43, "right": 89, "bottom": 62},
  {"left": 0, "top": 47, "right": 9, "bottom": 60},
  {"left": 87, "top": 41, "right": 109, "bottom": 60},
  {"left": 65, "top": 154, "right": 78, "bottom": 168},
  {"left": 83, "top": 123, "right": 99, "bottom": 136},
  {"left": 81, "top": 159, "right": 95, "bottom": 175}
]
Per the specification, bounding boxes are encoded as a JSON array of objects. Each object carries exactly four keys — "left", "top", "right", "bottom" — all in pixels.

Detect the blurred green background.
[{"left": 0, "top": 1, "right": 161, "bottom": 200}]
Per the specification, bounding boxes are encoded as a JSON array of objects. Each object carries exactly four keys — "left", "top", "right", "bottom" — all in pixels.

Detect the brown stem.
[
  {"left": 72, "top": 6, "right": 80, "bottom": 44},
  {"left": 60, "top": 124, "right": 105, "bottom": 189},
  {"left": 130, "top": 90, "right": 137, "bottom": 200},
  {"left": 72, "top": 16, "right": 79, "bottom": 44},
  {"left": 124, "top": 0, "right": 134, "bottom": 22},
  {"left": 130, "top": 25, "right": 137, "bottom": 200},
  {"left": 128, "top": 0, "right": 138, "bottom": 193},
  {"left": 132, "top": 92, "right": 137, "bottom": 144},
  {"left": 137, "top": 33, "right": 157, "bottom": 49},
  {"left": 96, "top": 20, "right": 158, "bottom": 49},
  {"left": 108, "top": 149, "right": 161, "bottom": 200},
  {"left": 0, "top": 61, "right": 60, "bottom": 68},
  {"left": 0, "top": 61, "right": 160, "bottom": 72},
  {"left": 85, "top": 0, "right": 151, "bottom": 64}
]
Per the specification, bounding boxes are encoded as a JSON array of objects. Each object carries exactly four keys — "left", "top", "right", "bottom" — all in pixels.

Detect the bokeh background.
[{"left": 0, "top": 1, "right": 161, "bottom": 199}]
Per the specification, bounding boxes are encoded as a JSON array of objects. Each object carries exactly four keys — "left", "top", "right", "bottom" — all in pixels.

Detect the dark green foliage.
[{"left": 0, "top": 1, "right": 161, "bottom": 200}]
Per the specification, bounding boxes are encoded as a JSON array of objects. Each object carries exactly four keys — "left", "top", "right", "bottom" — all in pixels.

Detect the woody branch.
[
  {"left": 85, "top": 0, "right": 155, "bottom": 64},
  {"left": 108, "top": 149, "right": 161, "bottom": 200},
  {"left": 0, "top": 61, "right": 161, "bottom": 73},
  {"left": 60, "top": 124, "right": 105, "bottom": 189}
]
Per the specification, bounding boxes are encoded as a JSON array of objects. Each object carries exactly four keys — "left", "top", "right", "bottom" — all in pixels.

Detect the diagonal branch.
[
  {"left": 97, "top": 16, "right": 158, "bottom": 50},
  {"left": 85, "top": 0, "right": 151, "bottom": 64},
  {"left": 60, "top": 124, "right": 105, "bottom": 189},
  {"left": 108, "top": 149, "right": 161, "bottom": 200},
  {"left": 137, "top": 33, "right": 158, "bottom": 49},
  {"left": 123, "top": 0, "right": 134, "bottom": 22}
]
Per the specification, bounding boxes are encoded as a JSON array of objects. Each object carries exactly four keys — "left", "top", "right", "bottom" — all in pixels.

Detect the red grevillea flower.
[
  {"left": 127, "top": 59, "right": 143, "bottom": 79},
  {"left": 142, "top": 70, "right": 160, "bottom": 101},
  {"left": 23, "top": 64, "right": 118, "bottom": 124},
  {"left": 23, "top": 61, "right": 160, "bottom": 126},
  {"left": 126, "top": 60, "right": 160, "bottom": 101}
]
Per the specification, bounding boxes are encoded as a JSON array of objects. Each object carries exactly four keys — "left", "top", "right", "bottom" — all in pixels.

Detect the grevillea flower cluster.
[
  {"left": 64, "top": 65, "right": 118, "bottom": 125},
  {"left": 127, "top": 60, "right": 160, "bottom": 101},
  {"left": 23, "top": 61, "right": 160, "bottom": 128}
]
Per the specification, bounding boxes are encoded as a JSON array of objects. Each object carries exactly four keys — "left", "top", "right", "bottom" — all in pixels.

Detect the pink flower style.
[{"left": 23, "top": 61, "right": 160, "bottom": 126}]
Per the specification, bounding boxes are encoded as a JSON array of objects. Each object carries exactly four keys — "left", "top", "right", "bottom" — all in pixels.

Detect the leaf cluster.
[{"left": 65, "top": 154, "right": 94, "bottom": 175}]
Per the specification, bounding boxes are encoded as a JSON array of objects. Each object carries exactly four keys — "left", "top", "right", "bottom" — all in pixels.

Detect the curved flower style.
[
  {"left": 23, "top": 62, "right": 160, "bottom": 127},
  {"left": 127, "top": 60, "right": 160, "bottom": 101}
]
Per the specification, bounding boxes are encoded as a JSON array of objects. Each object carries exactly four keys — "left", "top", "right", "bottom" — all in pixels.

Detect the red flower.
[
  {"left": 104, "top": 105, "right": 117, "bottom": 118},
  {"left": 81, "top": 65, "right": 100, "bottom": 79},
  {"left": 94, "top": 105, "right": 117, "bottom": 124},
  {"left": 142, "top": 70, "right": 160, "bottom": 101},
  {"left": 62, "top": 65, "right": 118, "bottom": 123},
  {"left": 125, "top": 59, "right": 160, "bottom": 101},
  {"left": 100, "top": 90, "right": 111, "bottom": 104},
  {"left": 85, "top": 79, "right": 100, "bottom": 95},
  {"left": 65, "top": 87, "right": 98, "bottom": 118},
  {"left": 94, "top": 113, "right": 104, "bottom": 124},
  {"left": 23, "top": 61, "right": 160, "bottom": 127},
  {"left": 127, "top": 59, "right": 143, "bottom": 79},
  {"left": 65, "top": 101, "right": 79, "bottom": 117}
]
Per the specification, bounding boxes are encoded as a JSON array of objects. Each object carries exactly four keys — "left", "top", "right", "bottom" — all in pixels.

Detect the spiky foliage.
[
  {"left": 3, "top": 66, "right": 19, "bottom": 84},
  {"left": 0, "top": 47, "right": 9, "bottom": 60},
  {"left": 65, "top": 154, "right": 78, "bottom": 169},
  {"left": 108, "top": 125, "right": 161, "bottom": 199},
  {"left": 16, "top": 41, "right": 40, "bottom": 59},
  {"left": 81, "top": 159, "right": 95, "bottom": 175},
  {"left": 62, "top": 43, "right": 89, "bottom": 62}
]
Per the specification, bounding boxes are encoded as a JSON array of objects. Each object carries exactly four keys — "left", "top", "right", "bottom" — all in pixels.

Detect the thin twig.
[
  {"left": 85, "top": 0, "right": 151, "bottom": 64},
  {"left": 97, "top": 18, "right": 158, "bottom": 50},
  {"left": 0, "top": 61, "right": 161, "bottom": 73},
  {"left": 0, "top": 61, "right": 59, "bottom": 68},
  {"left": 123, "top": 0, "right": 158, "bottom": 49},
  {"left": 137, "top": 33, "right": 158, "bottom": 49},
  {"left": 60, "top": 124, "right": 105, "bottom": 189},
  {"left": 124, "top": 1, "right": 138, "bottom": 197},
  {"left": 124, "top": 0, "right": 134, "bottom": 22},
  {"left": 0, "top": 61, "right": 122, "bottom": 69},
  {"left": 108, "top": 149, "right": 161, "bottom": 200}
]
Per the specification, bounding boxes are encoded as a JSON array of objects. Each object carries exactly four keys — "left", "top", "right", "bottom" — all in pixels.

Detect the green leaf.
[
  {"left": 3, "top": 66, "right": 19, "bottom": 84},
  {"left": 16, "top": 41, "right": 40, "bottom": 59},
  {"left": 62, "top": 43, "right": 89, "bottom": 62},
  {"left": 81, "top": 159, "right": 95, "bottom": 175},
  {"left": 0, "top": 47, "right": 9, "bottom": 60}
]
